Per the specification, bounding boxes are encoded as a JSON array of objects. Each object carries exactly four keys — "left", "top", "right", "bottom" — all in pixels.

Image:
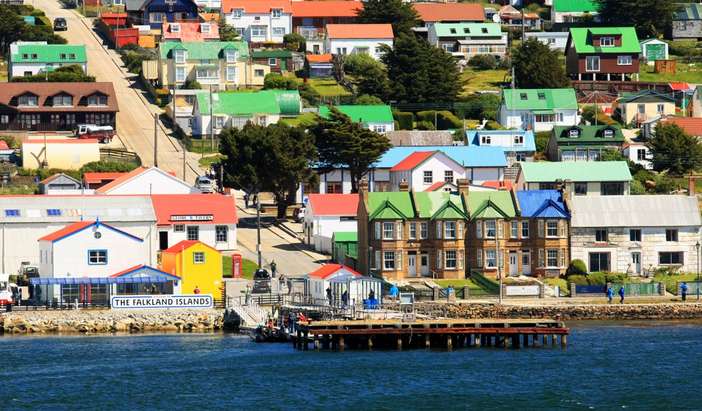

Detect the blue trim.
[
  {"left": 51, "top": 221, "right": 144, "bottom": 243},
  {"left": 88, "top": 249, "right": 108, "bottom": 265},
  {"left": 112, "top": 265, "right": 181, "bottom": 281}
]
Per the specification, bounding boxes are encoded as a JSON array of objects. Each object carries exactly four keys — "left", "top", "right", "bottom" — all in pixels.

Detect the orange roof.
[
  {"left": 390, "top": 151, "right": 434, "bottom": 171},
  {"left": 94, "top": 167, "right": 148, "bottom": 193},
  {"left": 291, "top": 1, "right": 362, "bottom": 18},
  {"left": 669, "top": 82, "right": 691, "bottom": 91},
  {"left": 162, "top": 240, "right": 219, "bottom": 254},
  {"left": 0, "top": 141, "right": 9, "bottom": 150},
  {"left": 413, "top": 2, "right": 484, "bottom": 22},
  {"left": 37, "top": 221, "right": 94, "bottom": 242},
  {"left": 482, "top": 180, "right": 515, "bottom": 191},
  {"left": 307, "top": 193, "right": 358, "bottom": 216},
  {"left": 151, "top": 194, "right": 238, "bottom": 225},
  {"left": 662, "top": 117, "right": 702, "bottom": 136},
  {"left": 326, "top": 23, "right": 394, "bottom": 39},
  {"left": 308, "top": 264, "right": 361, "bottom": 279},
  {"left": 162, "top": 22, "right": 220, "bottom": 41},
  {"left": 306, "top": 53, "right": 333, "bottom": 63},
  {"left": 82, "top": 172, "right": 127, "bottom": 184},
  {"left": 222, "top": 0, "right": 292, "bottom": 14}
]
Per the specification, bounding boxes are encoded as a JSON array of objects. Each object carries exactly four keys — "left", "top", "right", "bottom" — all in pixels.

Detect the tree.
[
  {"left": 263, "top": 73, "right": 297, "bottom": 90},
  {"left": 599, "top": 148, "right": 626, "bottom": 162},
  {"left": 219, "top": 123, "right": 317, "bottom": 218},
  {"left": 343, "top": 54, "right": 390, "bottom": 100},
  {"left": 12, "top": 64, "right": 95, "bottom": 82},
  {"left": 310, "top": 107, "right": 391, "bottom": 193},
  {"left": 512, "top": 38, "right": 569, "bottom": 88},
  {"left": 356, "top": 0, "right": 418, "bottom": 35},
  {"left": 381, "top": 34, "right": 462, "bottom": 103},
  {"left": 219, "top": 19, "right": 239, "bottom": 41},
  {"left": 581, "top": 105, "right": 617, "bottom": 126},
  {"left": 649, "top": 123, "right": 702, "bottom": 175},
  {"left": 596, "top": 0, "right": 678, "bottom": 39},
  {"left": 182, "top": 79, "right": 202, "bottom": 89},
  {"left": 283, "top": 32, "right": 305, "bottom": 52},
  {"left": 355, "top": 94, "right": 384, "bottom": 105},
  {"left": 0, "top": 6, "right": 25, "bottom": 53}
]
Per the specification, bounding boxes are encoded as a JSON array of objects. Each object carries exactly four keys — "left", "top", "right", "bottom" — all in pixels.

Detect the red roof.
[
  {"left": 151, "top": 194, "right": 238, "bottom": 225},
  {"left": 0, "top": 141, "right": 9, "bottom": 150},
  {"left": 482, "top": 180, "right": 515, "bottom": 191},
  {"left": 162, "top": 240, "right": 219, "bottom": 254},
  {"left": 390, "top": 151, "right": 435, "bottom": 171},
  {"left": 291, "top": 1, "right": 362, "bottom": 17},
  {"left": 306, "top": 53, "right": 333, "bottom": 63},
  {"left": 38, "top": 221, "right": 93, "bottom": 242},
  {"left": 662, "top": 117, "right": 702, "bottom": 136},
  {"left": 82, "top": 172, "right": 127, "bottom": 184},
  {"left": 413, "top": 2, "right": 484, "bottom": 22},
  {"left": 326, "top": 23, "right": 394, "bottom": 39},
  {"left": 94, "top": 167, "right": 148, "bottom": 193},
  {"left": 424, "top": 181, "right": 455, "bottom": 192},
  {"left": 222, "top": 0, "right": 292, "bottom": 14},
  {"left": 308, "top": 264, "right": 361, "bottom": 279},
  {"left": 162, "top": 22, "right": 220, "bottom": 41},
  {"left": 669, "top": 82, "right": 691, "bottom": 91},
  {"left": 307, "top": 193, "right": 358, "bottom": 216}
]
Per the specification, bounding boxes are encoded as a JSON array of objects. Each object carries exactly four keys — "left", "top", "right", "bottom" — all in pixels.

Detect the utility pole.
[
  {"left": 209, "top": 84, "right": 214, "bottom": 152},
  {"left": 497, "top": 220, "right": 502, "bottom": 304},
  {"left": 256, "top": 194, "right": 262, "bottom": 268},
  {"left": 153, "top": 113, "right": 158, "bottom": 167}
]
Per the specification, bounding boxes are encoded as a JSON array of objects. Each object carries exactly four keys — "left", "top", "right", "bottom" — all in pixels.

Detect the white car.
[
  {"left": 0, "top": 273, "right": 13, "bottom": 306},
  {"left": 195, "top": 176, "right": 215, "bottom": 193}
]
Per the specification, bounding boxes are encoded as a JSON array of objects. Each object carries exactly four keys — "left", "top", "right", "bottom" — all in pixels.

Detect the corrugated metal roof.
[
  {"left": 516, "top": 190, "right": 568, "bottom": 218},
  {"left": 502, "top": 88, "right": 578, "bottom": 111},
  {"left": 0, "top": 196, "right": 156, "bottom": 223},
  {"left": 376, "top": 146, "right": 507, "bottom": 168},
  {"left": 519, "top": 161, "right": 632, "bottom": 182},
  {"left": 571, "top": 195, "right": 701, "bottom": 227}
]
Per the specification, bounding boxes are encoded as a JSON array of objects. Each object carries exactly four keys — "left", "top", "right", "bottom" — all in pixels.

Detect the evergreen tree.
[
  {"left": 381, "top": 34, "right": 462, "bottom": 103},
  {"left": 310, "top": 108, "right": 391, "bottom": 193},
  {"left": 357, "top": 0, "right": 418, "bottom": 35},
  {"left": 512, "top": 38, "right": 569, "bottom": 88},
  {"left": 649, "top": 123, "right": 702, "bottom": 175},
  {"left": 596, "top": 0, "right": 678, "bottom": 38}
]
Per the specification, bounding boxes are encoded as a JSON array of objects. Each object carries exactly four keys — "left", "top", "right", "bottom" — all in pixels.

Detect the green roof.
[
  {"left": 675, "top": 3, "right": 702, "bottom": 21},
  {"left": 368, "top": 192, "right": 415, "bottom": 221},
  {"left": 319, "top": 105, "right": 394, "bottom": 125},
  {"left": 413, "top": 192, "right": 467, "bottom": 220},
  {"left": 568, "top": 27, "right": 641, "bottom": 54},
  {"left": 553, "top": 0, "right": 599, "bottom": 13},
  {"left": 333, "top": 231, "right": 357, "bottom": 242},
  {"left": 502, "top": 89, "right": 578, "bottom": 111},
  {"left": 433, "top": 22, "right": 502, "bottom": 37},
  {"left": 466, "top": 191, "right": 516, "bottom": 219},
  {"left": 12, "top": 44, "right": 86, "bottom": 64},
  {"left": 519, "top": 161, "right": 632, "bottom": 183},
  {"left": 552, "top": 125, "right": 625, "bottom": 144},
  {"left": 159, "top": 41, "right": 249, "bottom": 60},
  {"left": 197, "top": 90, "right": 300, "bottom": 117},
  {"left": 251, "top": 49, "right": 292, "bottom": 58}
]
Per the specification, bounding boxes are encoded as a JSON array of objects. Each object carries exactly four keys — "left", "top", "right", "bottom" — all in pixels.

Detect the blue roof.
[
  {"left": 516, "top": 190, "right": 569, "bottom": 218},
  {"left": 466, "top": 129, "right": 537, "bottom": 153},
  {"left": 375, "top": 146, "right": 507, "bottom": 168}
]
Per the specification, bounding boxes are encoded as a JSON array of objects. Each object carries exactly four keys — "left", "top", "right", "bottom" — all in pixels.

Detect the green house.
[
  {"left": 9, "top": 43, "right": 87, "bottom": 79},
  {"left": 517, "top": 161, "right": 632, "bottom": 196},
  {"left": 318, "top": 105, "right": 395, "bottom": 133},
  {"left": 547, "top": 125, "right": 625, "bottom": 161}
]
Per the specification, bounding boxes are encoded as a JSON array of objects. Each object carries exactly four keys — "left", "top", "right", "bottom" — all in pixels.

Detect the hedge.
[{"left": 393, "top": 111, "right": 414, "bottom": 130}]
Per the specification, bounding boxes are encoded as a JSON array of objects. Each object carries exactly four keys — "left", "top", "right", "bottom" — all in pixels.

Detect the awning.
[
  {"left": 532, "top": 110, "right": 555, "bottom": 115},
  {"left": 30, "top": 276, "right": 176, "bottom": 285}
]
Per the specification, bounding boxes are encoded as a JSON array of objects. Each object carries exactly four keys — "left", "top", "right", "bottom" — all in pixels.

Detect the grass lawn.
[
  {"left": 308, "top": 78, "right": 352, "bottom": 98},
  {"left": 198, "top": 154, "right": 224, "bottom": 169},
  {"left": 638, "top": 62, "right": 702, "bottom": 83},
  {"left": 279, "top": 112, "right": 317, "bottom": 127},
  {"left": 653, "top": 272, "right": 699, "bottom": 294},
  {"left": 460, "top": 68, "right": 508, "bottom": 95},
  {"left": 543, "top": 277, "right": 569, "bottom": 296},
  {"left": 433, "top": 279, "right": 483, "bottom": 290},
  {"left": 189, "top": 138, "right": 219, "bottom": 154},
  {"left": 223, "top": 255, "right": 257, "bottom": 280}
]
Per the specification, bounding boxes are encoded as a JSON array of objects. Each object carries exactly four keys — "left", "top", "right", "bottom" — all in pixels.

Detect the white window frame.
[
  {"left": 600, "top": 36, "right": 614, "bottom": 47},
  {"left": 586, "top": 55, "right": 600, "bottom": 72},
  {"left": 382, "top": 222, "right": 394, "bottom": 240},
  {"left": 511, "top": 221, "right": 519, "bottom": 239},
  {"left": 546, "top": 249, "right": 558, "bottom": 268},
  {"left": 409, "top": 223, "right": 417, "bottom": 240},
  {"left": 383, "top": 251, "right": 395, "bottom": 271},
  {"left": 170, "top": 23, "right": 181, "bottom": 33},
  {"left": 232, "top": 8, "right": 243, "bottom": 18},
  {"left": 444, "top": 221, "right": 456, "bottom": 239},
  {"left": 174, "top": 50, "right": 186, "bottom": 64},
  {"left": 225, "top": 50, "right": 238, "bottom": 63},
  {"left": 226, "top": 66, "right": 236, "bottom": 82},
  {"left": 485, "top": 220, "right": 496, "bottom": 238},
  {"left": 420, "top": 222, "right": 428, "bottom": 239},
  {"left": 485, "top": 249, "right": 497, "bottom": 268},
  {"left": 445, "top": 250, "right": 457, "bottom": 270},
  {"left": 546, "top": 220, "right": 559, "bottom": 238},
  {"left": 251, "top": 25, "right": 267, "bottom": 38},
  {"left": 272, "top": 27, "right": 286, "bottom": 36},
  {"left": 423, "top": 171, "right": 433, "bottom": 184},
  {"left": 175, "top": 66, "right": 186, "bottom": 82},
  {"left": 617, "top": 55, "right": 632, "bottom": 65},
  {"left": 193, "top": 251, "right": 206, "bottom": 264},
  {"left": 444, "top": 170, "right": 453, "bottom": 183},
  {"left": 271, "top": 8, "right": 282, "bottom": 18}
]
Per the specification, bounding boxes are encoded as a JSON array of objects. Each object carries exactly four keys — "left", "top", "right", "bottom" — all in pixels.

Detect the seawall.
[{"left": 0, "top": 309, "right": 231, "bottom": 334}]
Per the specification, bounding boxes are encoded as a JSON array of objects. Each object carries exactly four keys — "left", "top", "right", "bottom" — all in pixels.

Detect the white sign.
[
  {"left": 110, "top": 294, "right": 213, "bottom": 309},
  {"left": 504, "top": 285, "right": 540, "bottom": 297},
  {"left": 170, "top": 215, "right": 214, "bottom": 222}
]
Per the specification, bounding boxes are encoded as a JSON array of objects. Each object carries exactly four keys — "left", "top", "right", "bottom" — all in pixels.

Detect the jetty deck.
[{"left": 294, "top": 318, "right": 569, "bottom": 351}]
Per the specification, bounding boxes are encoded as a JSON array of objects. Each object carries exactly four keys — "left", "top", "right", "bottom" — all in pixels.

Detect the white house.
[
  {"left": 389, "top": 151, "right": 468, "bottom": 193},
  {"left": 152, "top": 194, "right": 238, "bottom": 251},
  {"left": 9, "top": 42, "right": 87, "bottom": 79},
  {"left": 306, "top": 263, "right": 381, "bottom": 305},
  {"left": 570, "top": 195, "right": 702, "bottom": 274},
  {"left": 623, "top": 141, "right": 653, "bottom": 170},
  {"left": 499, "top": 88, "right": 580, "bottom": 132},
  {"left": 222, "top": 0, "right": 292, "bottom": 44},
  {"left": 95, "top": 167, "right": 199, "bottom": 195},
  {"left": 303, "top": 193, "right": 358, "bottom": 253},
  {"left": 639, "top": 38, "right": 669, "bottom": 64},
  {"left": 325, "top": 24, "right": 394, "bottom": 60},
  {"left": 523, "top": 32, "right": 569, "bottom": 51},
  {"left": 466, "top": 129, "right": 537, "bottom": 166},
  {"left": 516, "top": 161, "right": 632, "bottom": 196},
  {"left": 551, "top": 0, "right": 600, "bottom": 24}
]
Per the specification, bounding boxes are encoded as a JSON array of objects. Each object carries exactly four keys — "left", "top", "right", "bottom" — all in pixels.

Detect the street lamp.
[{"left": 697, "top": 241, "right": 700, "bottom": 301}]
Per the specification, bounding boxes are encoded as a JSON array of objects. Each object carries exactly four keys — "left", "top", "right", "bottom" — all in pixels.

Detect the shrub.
[
  {"left": 298, "top": 82, "right": 320, "bottom": 106},
  {"left": 416, "top": 110, "right": 437, "bottom": 124},
  {"left": 355, "top": 94, "right": 384, "bottom": 105},
  {"left": 535, "top": 131, "right": 550, "bottom": 153},
  {"left": 484, "top": 120, "right": 502, "bottom": 130},
  {"left": 468, "top": 54, "right": 498, "bottom": 70},
  {"left": 0, "top": 136, "right": 20, "bottom": 149},
  {"left": 436, "top": 110, "right": 462, "bottom": 129},
  {"left": 454, "top": 94, "right": 500, "bottom": 121},
  {"left": 416, "top": 120, "right": 435, "bottom": 130},
  {"left": 566, "top": 259, "right": 587, "bottom": 276},
  {"left": 80, "top": 161, "right": 139, "bottom": 173},
  {"left": 393, "top": 111, "right": 414, "bottom": 130},
  {"left": 264, "top": 73, "right": 298, "bottom": 90},
  {"left": 182, "top": 79, "right": 201, "bottom": 90},
  {"left": 668, "top": 40, "right": 699, "bottom": 57},
  {"left": 567, "top": 275, "right": 588, "bottom": 286},
  {"left": 283, "top": 32, "right": 305, "bottom": 52},
  {"left": 343, "top": 53, "right": 379, "bottom": 76},
  {"left": 587, "top": 272, "right": 629, "bottom": 285}
]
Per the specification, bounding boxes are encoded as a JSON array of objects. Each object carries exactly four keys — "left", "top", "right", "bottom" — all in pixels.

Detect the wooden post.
[
  {"left": 314, "top": 337, "right": 320, "bottom": 350},
  {"left": 425, "top": 333, "right": 431, "bottom": 349},
  {"left": 368, "top": 336, "right": 373, "bottom": 350},
  {"left": 397, "top": 336, "right": 403, "bottom": 350},
  {"left": 447, "top": 335, "right": 453, "bottom": 351},
  {"left": 512, "top": 335, "right": 520, "bottom": 349},
  {"left": 542, "top": 335, "right": 548, "bottom": 346},
  {"left": 339, "top": 335, "right": 345, "bottom": 351},
  {"left": 475, "top": 334, "right": 482, "bottom": 347},
  {"left": 303, "top": 330, "right": 309, "bottom": 350},
  {"left": 551, "top": 334, "right": 556, "bottom": 347},
  {"left": 522, "top": 334, "right": 528, "bottom": 347},
  {"left": 561, "top": 335, "right": 568, "bottom": 348}
]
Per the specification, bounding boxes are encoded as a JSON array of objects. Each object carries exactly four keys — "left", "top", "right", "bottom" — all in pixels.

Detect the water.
[{"left": 1, "top": 322, "right": 702, "bottom": 410}]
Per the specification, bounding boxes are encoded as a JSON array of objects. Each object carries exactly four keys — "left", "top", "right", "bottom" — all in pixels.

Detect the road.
[{"left": 33, "top": 0, "right": 202, "bottom": 182}]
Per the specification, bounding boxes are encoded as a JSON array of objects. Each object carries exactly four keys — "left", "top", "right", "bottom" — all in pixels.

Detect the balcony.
[{"left": 297, "top": 26, "right": 324, "bottom": 41}]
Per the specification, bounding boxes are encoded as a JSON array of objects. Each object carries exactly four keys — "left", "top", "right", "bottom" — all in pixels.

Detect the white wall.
[
  {"left": 325, "top": 38, "right": 393, "bottom": 60},
  {"left": 224, "top": 12, "right": 292, "bottom": 43},
  {"left": 499, "top": 107, "right": 581, "bottom": 132},
  {"left": 10, "top": 62, "right": 88, "bottom": 79},
  {"left": 366, "top": 121, "right": 394, "bottom": 133},
  {"left": 469, "top": 167, "right": 502, "bottom": 184},
  {"left": 624, "top": 144, "right": 653, "bottom": 170},
  {"left": 159, "top": 223, "right": 237, "bottom": 251},
  {"left": 310, "top": 216, "right": 357, "bottom": 254},
  {"left": 104, "top": 169, "right": 196, "bottom": 194},
  {"left": 523, "top": 32, "right": 568, "bottom": 50},
  {"left": 407, "top": 155, "right": 467, "bottom": 192}
]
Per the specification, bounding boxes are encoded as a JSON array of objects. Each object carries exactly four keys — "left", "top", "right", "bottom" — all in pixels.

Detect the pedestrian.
[
  {"left": 446, "top": 285, "right": 454, "bottom": 302},
  {"left": 369, "top": 289, "right": 375, "bottom": 301},
  {"left": 341, "top": 290, "right": 348, "bottom": 308},
  {"left": 389, "top": 284, "right": 399, "bottom": 301},
  {"left": 618, "top": 286, "right": 625, "bottom": 304},
  {"left": 270, "top": 260, "right": 277, "bottom": 277},
  {"left": 244, "top": 193, "right": 249, "bottom": 208},
  {"left": 194, "top": 285, "right": 201, "bottom": 295},
  {"left": 326, "top": 286, "right": 332, "bottom": 305},
  {"left": 681, "top": 282, "right": 689, "bottom": 302},
  {"left": 606, "top": 286, "right": 614, "bottom": 304}
]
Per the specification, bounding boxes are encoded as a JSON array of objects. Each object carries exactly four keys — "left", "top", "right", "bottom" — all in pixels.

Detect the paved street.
[{"left": 32, "top": 0, "right": 203, "bottom": 182}]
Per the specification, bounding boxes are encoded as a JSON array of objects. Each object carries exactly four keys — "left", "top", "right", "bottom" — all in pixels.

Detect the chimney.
[
  {"left": 359, "top": 178, "right": 369, "bottom": 198},
  {"left": 689, "top": 173, "right": 696, "bottom": 196},
  {"left": 457, "top": 178, "right": 470, "bottom": 196},
  {"left": 399, "top": 179, "right": 409, "bottom": 192}
]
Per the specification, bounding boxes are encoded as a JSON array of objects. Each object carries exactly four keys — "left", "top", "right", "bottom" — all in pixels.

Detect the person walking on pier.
[
  {"left": 326, "top": 286, "right": 332, "bottom": 305},
  {"left": 681, "top": 282, "right": 689, "bottom": 302},
  {"left": 618, "top": 286, "right": 625, "bottom": 304},
  {"left": 341, "top": 290, "right": 349, "bottom": 308},
  {"left": 606, "top": 286, "right": 614, "bottom": 304}
]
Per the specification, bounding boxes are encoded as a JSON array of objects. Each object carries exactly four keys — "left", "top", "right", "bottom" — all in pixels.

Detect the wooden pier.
[{"left": 293, "top": 318, "right": 569, "bottom": 351}]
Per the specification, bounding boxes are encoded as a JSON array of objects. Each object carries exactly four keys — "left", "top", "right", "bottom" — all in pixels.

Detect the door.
[
  {"left": 647, "top": 43, "right": 664, "bottom": 61},
  {"left": 631, "top": 252, "right": 641, "bottom": 275},
  {"left": 159, "top": 231, "right": 169, "bottom": 250},
  {"left": 420, "top": 253, "right": 429, "bottom": 276},
  {"left": 522, "top": 250, "right": 531, "bottom": 275},
  {"left": 407, "top": 252, "right": 417, "bottom": 277},
  {"left": 509, "top": 251, "right": 518, "bottom": 276}
]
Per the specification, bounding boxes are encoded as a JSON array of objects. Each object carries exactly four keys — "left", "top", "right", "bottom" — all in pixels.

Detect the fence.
[
  {"left": 573, "top": 283, "right": 663, "bottom": 297},
  {"left": 677, "top": 281, "right": 702, "bottom": 296},
  {"left": 100, "top": 148, "right": 141, "bottom": 166}
]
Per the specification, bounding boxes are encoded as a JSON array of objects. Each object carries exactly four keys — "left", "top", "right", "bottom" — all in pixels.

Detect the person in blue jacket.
[
  {"left": 618, "top": 286, "right": 625, "bottom": 304},
  {"left": 606, "top": 286, "right": 614, "bottom": 304},
  {"left": 389, "top": 284, "right": 399, "bottom": 301},
  {"left": 680, "top": 282, "right": 689, "bottom": 302}
]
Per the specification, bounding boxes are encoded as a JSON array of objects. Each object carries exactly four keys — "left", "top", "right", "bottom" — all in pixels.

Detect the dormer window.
[
  {"left": 225, "top": 49, "right": 238, "bottom": 63},
  {"left": 603, "top": 128, "right": 614, "bottom": 138},
  {"left": 232, "top": 8, "right": 243, "bottom": 18},
  {"left": 87, "top": 94, "right": 108, "bottom": 106},
  {"left": 200, "top": 23, "right": 210, "bottom": 33},
  {"left": 52, "top": 94, "right": 72, "bottom": 106},
  {"left": 514, "top": 135, "right": 523, "bottom": 145},
  {"left": 171, "top": 23, "right": 180, "bottom": 33},
  {"left": 60, "top": 53, "right": 66, "bottom": 59},
  {"left": 600, "top": 36, "right": 614, "bottom": 47},
  {"left": 520, "top": 93, "right": 527, "bottom": 100},
  {"left": 537, "top": 92, "right": 546, "bottom": 100},
  {"left": 31, "top": 54, "right": 37, "bottom": 59},
  {"left": 271, "top": 8, "right": 282, "bottom": 18},
  {"left": 22, "top": 53, "right": 28, "bottom": 59},
  {"left": 450, "top": 28, "right": 456, "bottom": 34},
  {"left": 68, "top": 53, "right": 75, "bottom": 59},
  {"left": 174, "top": 49, "right": 186, "bottom": 64},
  {"left": 18, "top": 94, "right": 38, "bottom": 107},
  {"left": 568, "top": 128, "right": 579, "bottom": 138},
  {"left": 481, "top": 27, "right": 488, "bottom": 33},
  {"left": 463, "top": 28, "right": 470, "bottom": 33},
  {"left": 481, "top": 135, "right": 491, "bottom": 145}
]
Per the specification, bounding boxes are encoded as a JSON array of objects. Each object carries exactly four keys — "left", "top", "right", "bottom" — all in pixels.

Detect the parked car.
[
  {"left": 252, "top": 269, "right": 271, "bottom": 293},
  {"left": 195, "top": 175, "right": 215, "bottom": 193},
  {"left": 75, "top": 124, "right": 115, "bottom": 144},
  {"left": 0, "top": 273, "right": 13, "bottom": 307},
  {"left": 293, "top": 207, "right": 305, "bottom": 223},
  {"left": 53, "top": 17, "right": 67, "bottom": 31}
]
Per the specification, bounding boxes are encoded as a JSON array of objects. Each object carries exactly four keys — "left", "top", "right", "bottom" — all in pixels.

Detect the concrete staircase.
[{"left": 229, "top": 300, "right": 268, "bottom": 328}]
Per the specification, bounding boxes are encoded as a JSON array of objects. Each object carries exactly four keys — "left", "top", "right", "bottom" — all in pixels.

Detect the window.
[
  {"left": 193, "top": 251, "right": 205, "bottom": 264},
  {"left": 226, "top": 66, "right": 236, "bottom": 82},
  {"left": 445, "top": 250, "right": 457, "bottom": 269},
  {"left": 170, "top": 23, "right": 180, "bottom": 33},
  {"left": 225, "top": 50, "right": 238, "bottom": 63},
  {"left": 0, "top": 115, "right": 8, "bottom": 124},
  {"left": 174, "top": 224, "right": 185, "bottom": 232},
  {"left": 546, "top": 220, "right": 558, "bottom": 237},
  {"left": 513, "top": 135, "right": 523, "bottom": 145},
  {"left": 617, "top": 55, "right": 632, "bottom": 65},
  {"left": 666, "top": 229, "right": 678, "bottom": 242},
  {"left": 519, "top": 93, "right": 527, "bottom": 100},
  {"left": 87, "top": 95, "right": 108, "bottom": 106},
  {"left": 601, "top": 182, "right": 624, "bottom": 195},
  {"left": 485, "top": 249, "right": 497, "bottom": 268},
  {"left": 481, "top": 135, "right": 491, "bottom": 145},
  {"left": 568, "top": 128, "right": 579, "bottom": 138},
  {"left": 589, "top": 252, "right": 610, "bottom": 272},
  {"left": 60, "top": 53, "right": 67, "bottom": 59},
  {"left": 629, "top": 229, "right": 641, "bottom": 242},
  {"left": 444, "top": 221, "right": 456, "bottom": 239},
  {"left": 444, "top": 170, "right": 453, "bottom": 183},
  {"left": 18, "top": 95, "right": 38, "bottom": 106},
  {"left": 4, "top": 209, "right": 20, "bottom": 217},
  {"left": 521, "top": 221, "right": 529, "bottom": 238},
  {"left": 657, "top": 104, "right": 665, "bottom": 114},
  {"left": 547, "top": 249, "right": 558, "bottom": 267},
  {"left": 595, "top": 229, "right": 608, "bottom": 242},
  {"left": 537, "top": 92, "right": 546, "bottom": 100},
  {"left": 659, "top": 252, "right": 683, "bottom": 265},
  {"left": 600, "top": 36, "right": 614, "bottom": 46},
  {"left": 47, "top": 209, "right": 61, "bottom": 216},
  {"left": 88, "top": 250, "right": 107, "bottom": 265},
  {"left": 254, "top": 69, "right": 265, "bottom": 77},
  {"left": 574, "top": 182, "right": 587, "bottom": 195},
  {"left": 383, "top": 251, "right": 395, "bottom": 270},
  {"left": 272, "top": 27, "right": 285, "bottom": 36},
  {"left": 423, "top": 171, "right": 432, "bottom": 184},
  {"left": 586, "top": 55, "right": 600, "bottom": 72},
  {"left": 251, "top": 25, "right": 266, "bottom": 37},
  {"left": 196, "top": 67, "right": 218, "bottom": 79},
  {"left": 268, "top": 58, "right": 277, "bottom": 66},
  {"left": 325, "top": 182, "right": 342, "bottom": 193},
  {"left": 149, "top": 12, "right": 164, "bottom": 23},
  {"left": 200, "top": 23, "right": 210, "bottom": 34},
  {"left": 52, "top": 94, "right": 72, "bottom": 106},
  {"left": 637, "top": 149, "right": 647, "bottom": 161},
  {"left": 187, "top": 225, "right": 199, "bottom": 241},
  {"left": 420, "top": 222, "right": 428, "bottom": 239},
  {"left": 232, "top": 8, "right": 242, "bottom": 18},
  {"left": 374, "top": 125, "right": 386, "bottom": 133},
  {"left": 215, "top": 117, "right": 225, "bottom": 129},
  {"left": 511, "top": 221, "right": 518, "bottom": 238},
  {"left": 272, "top": 8, "right": 282, "bottom": 17},
  {"left": 602, "top": 129, "right": 614, "bottom": 138},
  {"left": 409, "top": 223, "right": 416, "bottom": 240},
  {"left": 449, "top": 28, "right": 456, "bottom": 34},
  {"left": 383, "top": 222, "right": 394, "bottom": 240},
  {"left": 522, "top": 250, "right": 530, "bottom": 267},
  {"left": 216, "top": 225, "right": 228, "bottom": 242},
  {"left": 485, "top": 220, "right": 496, "bottom": 238}
]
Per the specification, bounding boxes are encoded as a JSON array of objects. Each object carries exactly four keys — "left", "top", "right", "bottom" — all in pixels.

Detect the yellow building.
[
  {"left": 614, "top": 90, "right": 676, "bottom": 126},
  {"left": 160, "top": 240, "right": 223, "bottom": 298},
  {"left": 22, "top": 138, "right": 100, "bottom": 170}
]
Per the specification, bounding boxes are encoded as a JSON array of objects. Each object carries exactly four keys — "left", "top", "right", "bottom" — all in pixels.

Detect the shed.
[
  {"left": 306, "top": 263, "right": 381, "bottom": 306},
  {"left": 38, "top": 173, "right": 83, "bottom": 194},
  {"left": 332, "top": 231, "right": 357, "bottom": 265},
  {"left": 640, "top": 38, "right": 669, "bottom": 63}
]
